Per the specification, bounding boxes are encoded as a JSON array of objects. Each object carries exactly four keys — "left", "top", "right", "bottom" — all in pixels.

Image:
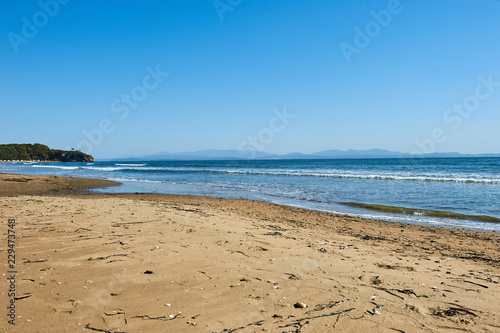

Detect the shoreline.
[
  {"left": 1, "top": 172, "right": 499, "bottom": 264},
  {"left": 1, "top": 172, "right": 499, "bottom": 234},
  {"left": 3, "top": 171, "right": 499, "bottom": 232},
  {"left": 341, "top": 202, "right": 500, "bottom": 223},
  {"left": 1, "top": 173, "right": 500, "bottom": 331}
]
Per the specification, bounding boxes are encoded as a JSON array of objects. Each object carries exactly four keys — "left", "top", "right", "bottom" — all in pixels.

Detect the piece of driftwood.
[
  {"left": 281, "top": 308, "right": 355, "bottom": 328},
  {"left": 23, "top": 259, "right": 48, "bottom": 263},
  {"left": 84, "top": 324, "right": 125, "bottom": 333},
  {"left": 14, "top": 294, "right": 32, "bottom": 300},
  {"left": 305, "top": 300, "right": 343, "bottom": 314},
  {"left": 432, "top": 307, "right": 478, "bottom": 317},
  {"left": 132, "top": 314, "right": 183, "bottom": 321},
  {"left": 230, "top": 250, "right": 252, "bottom": 258},
  {"left": 221, "top": 320, "right": 264, "bottom": 333},
  {"left": 74, "top": 228, "right": 92, "bottom": 232},
  {"left": 444, "top": 302, "right": 481, "bottom": 315},
  {"left": 111, "top": 220, "right": 159, "bottom": 227},
  {"left": 437, "top": 326, "right": 469, "bottom": 332},
  {"left": 285, "top": 273, "right": 300, "bottom": 280},
  {"left": 199, "top": 271, "right": 213, "bottom": 279},
  {"left": 373, "top": 286, "right": 405, "bottom": 300},
  {"left": 462, "top": 280, "right": 489, "bottom": 289},
  {"left": 88, "top": 254, "right": 128, "bottom": 261},
  {"left": 332, "top": 314, "right": 341, "bottom": 330}
]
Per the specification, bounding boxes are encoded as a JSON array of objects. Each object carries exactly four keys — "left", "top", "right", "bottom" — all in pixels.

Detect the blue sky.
[{"left": 1, "top": 0, "right": 499, "bottom": 159}]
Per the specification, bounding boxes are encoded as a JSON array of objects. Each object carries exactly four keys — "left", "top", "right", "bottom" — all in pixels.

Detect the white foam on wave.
[
  {"left": 107, "top": 177, "right": 164, "bottom": 183},
  {"left": 178, "top": 167, "right": 500, "bottom": 184},
  {"left": 115, "top": 163, "right": 147, "bottom": 166},
  {"left": 32, "top": 165, "right": 79, "bottom": 170},
  {"left": 29, "top": 163, "right": 500, "bottom": 184},
  {"left": 83, "top": 166, "right": 124, "bottom": 171},
  {"left": 84, "top": 166, "right": 167, "bottom": 171},
  {"left": 315, "top": 209, "right": 472, "bottom": 229},
  {"left": 112, "top": 165, "right": 500, "bottom": 184}
]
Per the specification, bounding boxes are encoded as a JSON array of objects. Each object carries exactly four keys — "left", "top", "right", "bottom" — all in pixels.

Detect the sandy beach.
[{"left": 1, "top": 173, "right": 499, "bottom": 332}]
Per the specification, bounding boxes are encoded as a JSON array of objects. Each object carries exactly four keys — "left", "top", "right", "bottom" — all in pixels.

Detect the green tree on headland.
[{"left": 0, "top": 144, "right": 94, "bottom": 162}]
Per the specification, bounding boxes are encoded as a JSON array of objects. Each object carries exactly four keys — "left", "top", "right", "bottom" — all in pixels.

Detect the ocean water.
[{"left": 2, "top": 157, "right": 499, "bottom": 232}]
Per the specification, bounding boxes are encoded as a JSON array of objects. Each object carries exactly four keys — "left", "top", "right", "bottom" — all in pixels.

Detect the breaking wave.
[{"left": 30, "top": 165, "right": 500, "bottom": 184}]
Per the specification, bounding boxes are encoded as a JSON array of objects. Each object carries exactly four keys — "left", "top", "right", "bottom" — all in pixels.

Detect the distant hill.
[
  {"left": 112, "top": 148, "right": 500, "bottom": 161},
  {"left": 142, "top": 149, "right": 276, "bottom": 161},
  {"left": 0, "top": 143, "right": 94, "bottom": 162}
]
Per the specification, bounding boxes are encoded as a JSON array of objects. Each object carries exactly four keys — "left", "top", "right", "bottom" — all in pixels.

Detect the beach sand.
[
  {"left": 0, "top": 173, "right": 120, "bottom": 197},
  {"left": 1, "top": 174, "right": 499, "bottom": 332}
]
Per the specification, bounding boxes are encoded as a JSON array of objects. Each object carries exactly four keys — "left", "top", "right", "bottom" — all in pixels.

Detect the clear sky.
[{"left": 1, "top": 0, "right": 499, "bottom": 159}]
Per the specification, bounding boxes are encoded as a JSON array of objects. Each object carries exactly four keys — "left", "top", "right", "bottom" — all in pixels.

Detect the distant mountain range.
[{"left": 111, "top": 149, "right": 500, "bottom": 161}]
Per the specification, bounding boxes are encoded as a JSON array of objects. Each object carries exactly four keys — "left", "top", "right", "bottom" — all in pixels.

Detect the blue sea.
[{"left": 2, "top": 157, "right": 500, "bottom": 232}]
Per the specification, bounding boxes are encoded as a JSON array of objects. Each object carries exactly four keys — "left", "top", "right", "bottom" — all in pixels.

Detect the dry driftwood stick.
[
  {"left": 444, "top": 302, "right": 481, "bottom": 314},
  {"left": 432, "top": 307, "right": 478, "bottom": 317},
  {"left": 230, "top": 250, "right": 252, "bottom": 258},
  {"left": 14, "top": 294, "right": 32, "bottom": 300},
  {"left": 88, "top": 254, "right": 128, "bottom": 261},
  {"left": 437, "top": 326, "right": 469, "bottom": 332},
  {"left": 221, "top": 320, "right": 264, "bottom": 333},
  {"left": 462, "top": 280, "right": 489, "bottom": 288},
  {"left": 285, "top": 272, "right": 300, "bottom": 280},
  {"left": 305, "top": 300, "right": 343, "bottom": 314},
  {"left": 84, "top": 323, "right": 125, "bottom": 333},
  {"left": 199, "top": 271, "right": 213, "bottom": 279},
  {"left": 288, "top": 321, "right": 307, "bottom": 333},
  {"left": 23, "top": 259, "right": 48, "bottom": 263},
  {"left": 441, "top": 282, "right": 478, "bottom": 292},
  {"left": 74, "top": 227, "right": 92, "bottom": 232},
  {"left": 281, "top": 308, "right": 355, "bottom": 327},
  {"left": 132, "top": 313, "right": 183, "bottom": 321},
  {"left": 332, "top": 314, "right": 341, "bottom": 330},
  {"left": 374, "top": 286, "right": 405, "bottom": 300},
  {"left": 111, "top": 220, "right": 160, "bottom": 227}
]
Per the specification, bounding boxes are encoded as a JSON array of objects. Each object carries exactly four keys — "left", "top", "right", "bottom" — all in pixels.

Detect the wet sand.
[
  {"left": 0, "top": 173, "right": 120, "bottom": 196},
  {"left": 1, "top": 173, "right": 499, "bottom": 332}
]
